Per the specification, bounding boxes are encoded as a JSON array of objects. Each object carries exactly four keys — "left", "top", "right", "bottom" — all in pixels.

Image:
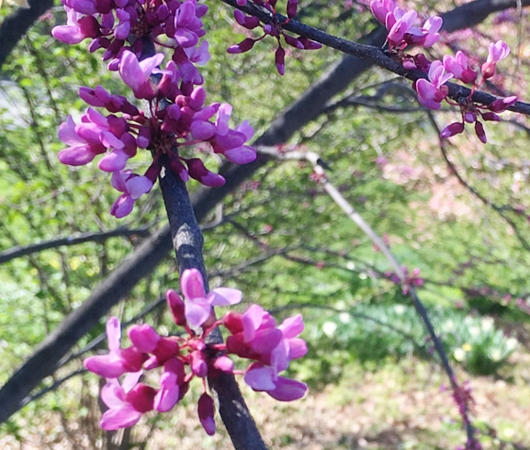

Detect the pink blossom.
[
  {"left": 481, "top": 40, "right": 510, "bottom": 79},
  {"left": 84, "top": 316, "right": 146, "bottom": 378},
  {"left": 387, "top": 9, "right": 417, "bottom": 47},
  {"left": 443, "top": 51, "right": 477, "bottom": 84},
  {"left": 185, "top": 158, "right": 226, "bottom": 187},
  {"left": 57, "top": 115, "right": 107, "bottom": 166},
  {"left": 440, "top": 122, "right": 465, "bottom": 139},
  {"left": 153, "top": 359, "right": 185, "bottom": 412},
  {"left": 370, "top": 0, "right": 395, "bottom": 25},
  {"left": 415, "top": 61, "right": 452, "bottom": 110},
  {"left": 180, "top": 268, "right": 242, "bottom": 328},
  {"left": 100, "top": 378, "right": 156, "bottom": 430},
  {"left": 225, "top": 305, "right": 283, "bottom": 359},
  {"left": 52, "top": 7, "right": 100, "bottom": 44},
  {"left": 244, "top": 362, "right": 307, "bottom": 401},
  {"left": 487, "top": 95, "right": 517, "bottom": 112},
  {"left": 166, "top": 289, "right": 186, "bottom": 326},
  {"left": 416, "top": 16, "right": 442, "bottom": 47},
  {"left": 197, "top": 393, "right": 216, "bottom": 435},
  {"left": 119, "top": 51, "right": 164, "bottom": 100},
  {"left": 173, "top": 0, "right": 204, "bottom": 48},
  {"left": 110, "top": 170, "right": 153, "bottom": 218}
]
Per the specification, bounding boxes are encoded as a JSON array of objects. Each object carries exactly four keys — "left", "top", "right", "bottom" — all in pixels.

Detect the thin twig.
[
  {"left": 221, "top": 0, "right": 530, "bottom": 116},
  {"left": 258, "top": 146, "right": 477, "bottom": 444}
]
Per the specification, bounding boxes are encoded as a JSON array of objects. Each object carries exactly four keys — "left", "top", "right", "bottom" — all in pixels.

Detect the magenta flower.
[
  {"left": 387, "top": 9, "right": 417, "bottom": 47},
  {"left": 415, "top": 16, "right": 443, "bottom": 47},
  {"left": 198, "top": 393, "right": 216, "bottom": 435},
  {"left": 173, "top": 0, "right": 204, "bottom": 48},
  {"left": 209, "top": 104, "right": 257, "bottom": 164},
  {"left": 415, "top": 61, "right": 452, "bottom": 110},
  {"left": 180, "top": 268, "right": 242, "bottom": 328},
  {"left": 57, "top": 115, "right": 106, "bottom": 166},
  {"left": 153, "top": 359, "right": 185, "bottom": 413},
  {"left": 52, "top": 7, "right": 99, "bottom": 44},
  {"left": 110, "top": 170, "right": 154, "bottom": 219},
  {"left": 185, "top": 158, "right": 226, "bottom": 187},
  {"left": 271, "top": 314, "right": 308, "bottom": 371},
  {"left": 482, "top": 40, "right": 510, "bottom": 79},
  {"left": 244, "top": 362, "right": 307, "bottom": 401},
  {"left": 100, "top": 377, "right": 156, "bottom": 430},
  {"left": 84, "top": 316, "right": 145, "bottom": 378},
  {"left": 443, "top": 51, "right": 477, "bottom": 84},
  {"left": 119, "top": 51, "right": 164, "bottom": 100},
  {"left": 370, "top": 0, "right": 395, "bottom": 25},
  {"left": 440, "top": 122, "right": 465, "bottom": 139},
  {"left": 225, "top": 305, "right": 283, "bottom": 359}
]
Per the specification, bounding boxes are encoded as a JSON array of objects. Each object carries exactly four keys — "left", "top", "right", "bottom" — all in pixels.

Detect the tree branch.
[
  {"left": 159, "top": 155, "right": 267, "bottom": 449},
  {"left": 0, "top": 0, "right": 55, "bottom": 70},
  {"left": 259, "top": 147, "right": 477, "bottom": 445},
  {"left": 0, "top": 226, "right": 152, "bottom": 264},
  {"left": 222, "top": 0, "right": 530, "bottom": 115}
]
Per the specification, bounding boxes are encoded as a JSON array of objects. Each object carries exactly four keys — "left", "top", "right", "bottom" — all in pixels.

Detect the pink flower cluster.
[
  {"left": 370, "top": 0, "right": 442, "bottom": 51},
  {"left": 53, "top": 0, "right": 256, "bottom": 218},
  {"left": 84, "top": 269, "right": 307, "bottom": 433},
  {"left": 415, "top": 42, "right": 515, "bottom": 143},
  {"left": 386, "top": 266, "right": 423, "bottom": 295},
  {"left": 53, "top": 0, "right": 208, "bottom": 71},
  {"left": 227, "top": 0, "right": 321, "bottom": 75},
  {"left": 370, "top": 0, "right": 516, "bottom": 143}
]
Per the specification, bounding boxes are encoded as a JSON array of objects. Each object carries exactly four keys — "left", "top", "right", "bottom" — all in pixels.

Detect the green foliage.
[{"left": 301, "top": 302, "right": 518, "bottom": 387}]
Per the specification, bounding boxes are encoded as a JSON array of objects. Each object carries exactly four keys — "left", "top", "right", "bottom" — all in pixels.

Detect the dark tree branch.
[
  {"left": 0, "top": 0, "right": 522, "bottom": 426},
  {"left": 0, "top": 227, "right": 152, "bottom": 264},
  {"left": 222, "top": 0, "right": 530, "bottom": 115},
  {"left": 0, "top": 0, "right": 55, "bottom": 70},
  {"left": 159, "top": 155, "right": 267, "bottom": 449}
]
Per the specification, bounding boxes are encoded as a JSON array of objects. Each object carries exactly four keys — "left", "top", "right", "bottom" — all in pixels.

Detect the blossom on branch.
[
  {"left": 84, "top": 271, "right": 308, "bottom": 434},
  {"left": 53, "top": 0, "right": 257, "bottom": 218},
  {"left": 414, "top": 61, "right": 452, "bottom": 110}
]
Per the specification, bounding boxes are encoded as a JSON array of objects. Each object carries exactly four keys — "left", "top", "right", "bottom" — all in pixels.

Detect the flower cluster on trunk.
[
  {"left": 53, "top": 0, "right": 257, "bottom": 217},
  {"left": 84, "top": 269, "right": 308, "bottom": 434}
]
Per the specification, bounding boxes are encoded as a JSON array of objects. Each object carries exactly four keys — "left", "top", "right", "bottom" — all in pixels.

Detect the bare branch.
[
  {"left": 0, "top": 227, "right": 152, "bottom": 265},
  {"left": 259, "top": 146, "right": 477, "bottom": 444}
]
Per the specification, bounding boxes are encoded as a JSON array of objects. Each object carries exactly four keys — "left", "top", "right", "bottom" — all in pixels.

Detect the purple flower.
[
  {"left": 185, "top": 158, "right": 226, "bottom": 187},
  {"left": 52, "top": 7, "right": 100, "bottom": 44},
  {"left": 119, "top": 51, "right": 164, "bottom": 100},
  {"left": 482, "top": 40, "right": 510, "bottom": 79},
  {"left": 110, "top": 170, "right": 153, "bottom": 218},
  {"left": 197, "top": 393, "right": 216, "bottom": 435},
  {"left": 415, "top": 61, "right": 452, "bottom": 110},
  {"left": 173, "top": 0, "right": 204, "bottom": 48},
  {"left": 153, "top": 359, "right": 185, "bottom": 412},
  {"left": 370, "top": 0, "right": 395, "bottom": 25},
  {"left": 100, "top": 377, "right": 156, "bottom": 430},
  {"left": 180, "top": 268, "right": 242, "bottom": 328},
  {"left": 443, "top": 51, "right": 477, "bottom": 84},
  {"left": 57, "top": 115, "right": 106, "bottom": 166},
  {"left": 244, "top": 363, "right": 307, "bottom": 401},
  {"left": 84, "top": 316, "right": 146, "bottom": 378},
  {"left": 440, "top": 122, "right": 465, "bottom": 139}
]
